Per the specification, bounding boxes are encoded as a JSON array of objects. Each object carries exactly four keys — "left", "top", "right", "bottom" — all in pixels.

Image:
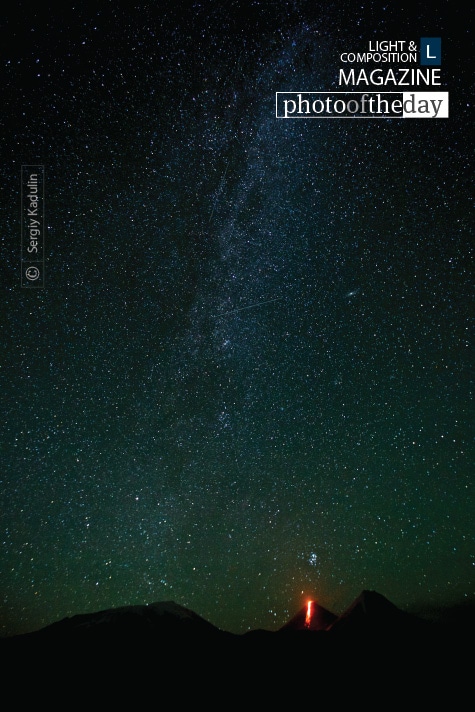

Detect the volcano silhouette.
[
  {"left": 326, "top": 589, "right": 427, "bottom": 636},
  {"left": 278, "top": 600, "right": 337, "bottom": 631},
  {"left": 1, "top": 588, "right": 470, "bottom": 699}
]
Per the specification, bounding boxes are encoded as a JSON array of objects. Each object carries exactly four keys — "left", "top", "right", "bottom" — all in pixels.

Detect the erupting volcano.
[
  {"left": 305, "top": 600, "right": 314, "bottom": 629},
  {"left": 279, "top": 599, "right": 338, "bottom": 632}
]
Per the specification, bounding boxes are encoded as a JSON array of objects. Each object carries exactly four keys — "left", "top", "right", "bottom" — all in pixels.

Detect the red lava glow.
[{"left": 305, "top": 600, "right": 314, "bottom": 628}]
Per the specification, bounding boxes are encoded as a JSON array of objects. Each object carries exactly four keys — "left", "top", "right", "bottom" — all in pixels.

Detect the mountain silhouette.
[
  {"left": 278, "top": 600, "right": 337, "bottom": 631},
  {"left": 0, "top": 590, "right": 469, "bottom": 704},
  {"left": 326, "top": 589, "right": 426, "bottom": 636},
  {"left": 38, "top": 600, "right": 222, "bottom": 636},
  {"left": 1, "top": 589, "right": 464, "bottom": 649},
  {"left": 2, "top": 599, "right": 232, "bottom": 651}
]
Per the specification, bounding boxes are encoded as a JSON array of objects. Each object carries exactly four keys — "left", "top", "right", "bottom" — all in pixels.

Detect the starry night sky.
[{"left": 1, "top": 1, "right": 473, "bottom": 637}]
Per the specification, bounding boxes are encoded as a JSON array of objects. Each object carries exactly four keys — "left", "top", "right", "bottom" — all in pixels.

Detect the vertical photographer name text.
[{"left": 21, "top": 165, "right": 45, "bottom": 287}]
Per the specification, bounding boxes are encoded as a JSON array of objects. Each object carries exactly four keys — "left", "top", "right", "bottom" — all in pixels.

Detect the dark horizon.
[{"left": 3, "top": 589, "right": 475, "bottom": 640}]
